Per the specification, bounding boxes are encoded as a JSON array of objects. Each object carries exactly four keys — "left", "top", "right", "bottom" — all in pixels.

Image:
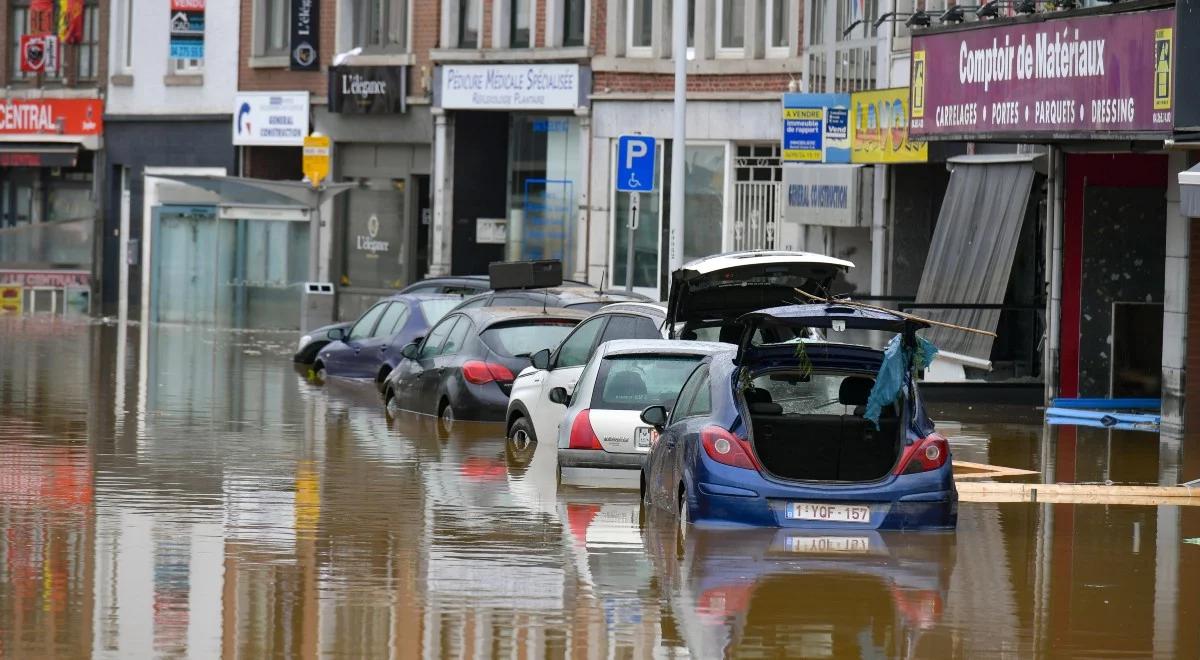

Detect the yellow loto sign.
[
  {"left": 0, "top": 285, "right": 21, "bottom": 314},
  {"left": 302, "top": 134, "right": 332, "bottom": 187},
  {"left": 849, "top": 88, "right": 928, "bottom": 164}
]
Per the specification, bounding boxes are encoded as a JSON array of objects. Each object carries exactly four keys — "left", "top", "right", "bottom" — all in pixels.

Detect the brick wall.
[
  {"left": 411, "top": 0, "right": 440, "bottom": 98},
  {"left": 482, "top": 0, "right": 494, "bottom": 48},
  {"left": 238, "top": 0, "right": 338, "bottom": 95},
  {"left": 594, "top": 72, "right": 794, "bottom": 94},
  {"left": 535, "top": 0, "right": 547, "bottom": 46},
  {"left": 590, "top": 0, "right": 605, "bottom": 55}
]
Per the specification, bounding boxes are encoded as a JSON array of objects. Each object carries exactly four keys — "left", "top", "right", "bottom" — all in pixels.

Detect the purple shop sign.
[{"left": 910, "top": 8, "right": 1175, "bottom": 139}]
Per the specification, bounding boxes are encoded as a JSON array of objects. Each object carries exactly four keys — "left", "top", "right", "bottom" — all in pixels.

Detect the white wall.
[{"left": 106, "top": 0, "right": 240, "bottom": 116}]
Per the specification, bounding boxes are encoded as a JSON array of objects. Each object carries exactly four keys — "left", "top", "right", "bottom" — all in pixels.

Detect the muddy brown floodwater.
[{"left": 1, "top": 317, "right": 1199, "bottom": 658}]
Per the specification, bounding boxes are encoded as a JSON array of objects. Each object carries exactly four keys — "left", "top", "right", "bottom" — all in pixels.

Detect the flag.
[
  {"left": 29, "top": 0, "right": 53, "bottom": 34},
  {"left": 851, "top": 0, "right": 865, "bottom": 20},
  {"left": 57, "top": 0, "right": 84, "bottom": 44}
]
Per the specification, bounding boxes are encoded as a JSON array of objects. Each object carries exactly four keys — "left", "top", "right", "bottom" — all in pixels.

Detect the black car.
[
  {"left": 382, "top": 306, "right": 589, "bottom": 429},
  {"left": 293, "top": 276, "right": 495, "bottom": 364},
  {"left": 452, "top": 286, "right": 653, "bottom": 314}
]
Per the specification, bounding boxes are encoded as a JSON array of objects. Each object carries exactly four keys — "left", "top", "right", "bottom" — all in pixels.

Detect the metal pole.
[
  {"left": 668, "top": 0, "right": 687, "bottom": 274},
  {"left": 309, "top": 186, "right": 323, "bottom": 284},
  {"left": 625, "top": 192, "right": 640, "bottom": 292}
]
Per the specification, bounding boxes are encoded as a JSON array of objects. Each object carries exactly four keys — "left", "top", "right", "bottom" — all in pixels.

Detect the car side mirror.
[
  {"left": 530, "top": 348, "right": 551, "bottom": 371},
  {"left": 641, "top": 405, "right": 668, "bottom": 429},
  {"left": 549, "top": 387, "right": 570, "bottom": 405},
  {"left": 400, "top": 342, "right": 420, "bottom": 360},
  {"left": 327, "top": 327, "right": 347, "bottom": 342}
]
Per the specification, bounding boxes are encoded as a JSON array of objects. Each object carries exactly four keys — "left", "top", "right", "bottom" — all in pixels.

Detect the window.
[
  {"left": 592, "top": 356, "right": 704, "bottom": 411},
  {"left": 672, "top": 365, "right": 711, "bottom": 420},
  {"left": 76, "top": 3, "right": 99, "bottom": 80},
  {"left": 458, "top": 0, "right": 479, "bottom": 48},
  {"left": 563, "top": 0, "right": 586, "bottom": 47},
  {"left": 353, "top": 0, "right": 408, "bottom": 51},
  {"left": 554, "top": 316, "right": 607, "bottom": 368},
  {"left": 373, "top": 302, "right": 410, "bottom": 338},
  {"left": 626, "top": 0, "right": 652, "bottom": 55},
  {"left": 260, "top": 0, "right": 290, "bottom": 57},
  {"left": 716, "top": 0, "right": 745, "bottom": 52},
  {"left": 420, "top": 315, "right": 458, "bottom": 358},
  {"left": 766, "top": 0, "right": 790, "bottom": 54},
  {"left": 439, "top": 317, "right": 472, "bottom": 355},
  {"left": 510, "top": 0, "right": 530, "bottom": 48},
  {"left": 599, "top": 315, "right": 662, "bottom": 343},
  {"left": 480, "top": 320, "right": 577, "bottom": 358},
  {"left": 683, "top": 145, "right": 726, "bottom": 263},
  {"left": 172, "top": 57, "right": 204, "bottom": 75},
  {"left": 349, "top": 303, "right": 389, "bottom": 340}
]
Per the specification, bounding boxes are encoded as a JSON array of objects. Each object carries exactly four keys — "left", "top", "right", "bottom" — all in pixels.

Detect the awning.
[
  {"left": 149, "top": 174, "right": 358, "bottom": 208},
  {"left": 913, "top": 154, "right": 1040, "bottom": 363},
  {"left": 0, "top": 144, "right": 78, "bottom": 168},
  {"left": 1179, "top": 163, "right": 1200, "bottom": 218}
]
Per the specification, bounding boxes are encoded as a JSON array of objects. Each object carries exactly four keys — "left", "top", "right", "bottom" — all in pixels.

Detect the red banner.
[
  {"left": 29, "top": 0, "right": 54, "bottom": 34},
  {"left": 57, "top": 0, "right": 84, "bottom": 44},
  {"left": 0, "top": 99, "right": 102, "bottom": 137},
  {"left": 19, "top": 34, "right": 59, "bottom": 73}
]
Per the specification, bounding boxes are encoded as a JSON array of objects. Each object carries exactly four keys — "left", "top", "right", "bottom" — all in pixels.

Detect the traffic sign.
[
  {"left": 302, "top": 134, "right": 331, "bottom": 187},
  {"left": 616, "top": 135, "right": 655, "bottom": 193}
]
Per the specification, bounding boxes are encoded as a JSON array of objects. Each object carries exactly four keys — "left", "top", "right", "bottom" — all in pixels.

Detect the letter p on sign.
[{"left": 616, "top": 135, "right": 656, "bottom": 193}]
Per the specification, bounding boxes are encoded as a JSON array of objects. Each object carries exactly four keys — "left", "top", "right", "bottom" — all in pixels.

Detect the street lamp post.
[{"left": 668, "top": 0, "right": 687, "bottom": 274}]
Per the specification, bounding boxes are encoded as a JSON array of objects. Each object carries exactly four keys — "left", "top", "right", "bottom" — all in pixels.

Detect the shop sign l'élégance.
[
  {"left": 329, "top": 66, "right": 407, "bottom": 114},
  {"left": 910, "top": 7, "right": 1174, "bottom": 139},
  {"left": 0, "top": 98, "right": 102, "bottom": 136}
]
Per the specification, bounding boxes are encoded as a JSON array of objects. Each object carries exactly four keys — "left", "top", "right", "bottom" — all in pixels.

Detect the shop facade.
[
  {"left": 910, "top": 3, "right": 1184, "bottom": 424},
  {"left": 0, "top": 97, "right": 105, "bottom": 316},
  {"left": 429, "top": 63, "right": 591, "bottom": 281},
  {"left": 320, "top": 64, "right": 433, "bottom": 319}
]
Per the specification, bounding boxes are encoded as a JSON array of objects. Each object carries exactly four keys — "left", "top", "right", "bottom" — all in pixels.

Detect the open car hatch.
[
  {"left": 666, "top": 251, "right": 853, "bottom": 338},
  {"left": 735, "top": 303, "right": 929, "bottom": 364}
]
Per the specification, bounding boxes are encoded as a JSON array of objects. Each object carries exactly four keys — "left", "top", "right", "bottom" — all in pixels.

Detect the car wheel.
[
  {"left": 376, "top": 367, "right": 392, "bottom": 393},
  {"left": 312, "top": 362, "right": 327, "bottom": 384},
  {"left": 437, "top": 401, "right": 455, "bottom": 434},
  {"left": 639, "top": 474, "right": 651, "bottom": 527},
  {"left": 676, "top": 487, "right": 690, "bottom": 552},
  {"left": 383, "top": 387, "right": 398, "bottom": 419}
]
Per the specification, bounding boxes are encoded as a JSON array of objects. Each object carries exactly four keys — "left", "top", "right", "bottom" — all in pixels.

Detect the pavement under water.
[{"left": 1, "top": 317, "right": 1199, "bottom": 658}]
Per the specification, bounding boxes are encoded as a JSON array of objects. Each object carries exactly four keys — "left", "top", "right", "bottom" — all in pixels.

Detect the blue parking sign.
[{"left": 616, "top": 135, "right": 656, "bottom": 193}]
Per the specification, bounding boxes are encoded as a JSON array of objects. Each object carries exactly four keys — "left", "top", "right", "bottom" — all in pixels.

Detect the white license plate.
[
  {"left": 785, "top": 502, "right": 871, "bottom": 523},
  {"left": 785, "top": 535, "right": 872, "bottom": 554},
  {"left": 635, "top": 426, "right": 654, "bottom": 449}
]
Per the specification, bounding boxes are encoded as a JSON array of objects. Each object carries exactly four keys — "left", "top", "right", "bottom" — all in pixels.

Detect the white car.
[
  {"left": 554, "top": 339, "right": 733, "bottom": 487},
  {"left": 504, "top": 251, "right": 853, "bottom": 450}
]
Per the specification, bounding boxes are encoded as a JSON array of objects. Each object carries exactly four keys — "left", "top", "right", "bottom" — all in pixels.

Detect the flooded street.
[{"left": 2, "top": 317, "right": 1199, "bottom": 658}]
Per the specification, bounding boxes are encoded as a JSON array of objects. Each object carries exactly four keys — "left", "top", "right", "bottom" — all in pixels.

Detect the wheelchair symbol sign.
[{"left": 616, "top": 135, "right": 656, "bottom": 193}]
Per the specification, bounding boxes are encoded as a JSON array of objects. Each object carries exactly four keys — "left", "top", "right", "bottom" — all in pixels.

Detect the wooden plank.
[{"left": 956, "top": 481, "right": 1200, "bottom": 506}]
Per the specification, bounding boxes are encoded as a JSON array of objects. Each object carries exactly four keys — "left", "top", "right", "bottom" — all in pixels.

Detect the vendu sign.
[{"left": 911, "top": 7, "right": 1174, "bottom": 138}]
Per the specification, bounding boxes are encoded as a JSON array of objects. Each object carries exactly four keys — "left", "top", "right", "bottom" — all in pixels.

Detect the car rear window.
[
  {"left": 419, "top": 299, "right": 460, "bottom": 324},
  {"left": 591, "top": 355, "right": 704, "bottom": 411},
  {"left": 480, "top": 320, "right": 578, "bottom": 358}
]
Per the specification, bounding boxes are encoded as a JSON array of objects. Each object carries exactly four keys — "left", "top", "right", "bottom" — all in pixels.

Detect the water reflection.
[{"left": 0, "top": 318, "right": 1198, "bottom": 658}]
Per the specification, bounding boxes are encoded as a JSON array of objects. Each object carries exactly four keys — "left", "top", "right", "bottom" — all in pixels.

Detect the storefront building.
[
  {"left": 910, "top": 2, "right": 1184, "bottom": 424},
  {"left": 429, "top": 62, "right": 590, "bottom": 280}
]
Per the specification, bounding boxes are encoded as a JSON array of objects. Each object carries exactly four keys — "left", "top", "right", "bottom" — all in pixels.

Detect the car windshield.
[
  {"left": 480, "top": 320, "right": 578, "bottom": 358},
  {"left": 591, "top": 355, "right": 705, "bottom": 411},
  {"left": 419, "top": 299, "right": 460, "bottom": 324}
]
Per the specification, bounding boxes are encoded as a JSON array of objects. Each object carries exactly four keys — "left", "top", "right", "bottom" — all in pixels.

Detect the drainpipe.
[{"left": 1045, "top": 146, "right": 1063, "bottom": 404}]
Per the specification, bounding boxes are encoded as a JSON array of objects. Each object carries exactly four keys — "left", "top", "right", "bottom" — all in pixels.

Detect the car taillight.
[
  {"left": 568, "top": 410, "right": 603, "bottom": 450},
  {"left": 701, "top": 426, "right": 759, "bottom": 470},
  {"left": 462, "top": 360, "right": 516, "bottom": 385},
  {"left": 895, "top": 434, "right": 950, "bottom": 475}
]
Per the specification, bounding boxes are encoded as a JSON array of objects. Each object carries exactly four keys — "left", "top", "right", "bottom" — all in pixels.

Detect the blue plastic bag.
[{"left": 864, "top": 334, "right": 938, "bottom": 429}]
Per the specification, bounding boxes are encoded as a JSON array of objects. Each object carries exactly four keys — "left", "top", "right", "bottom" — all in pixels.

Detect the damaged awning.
[
  {"left": 1179, "top": 164, "right": 1200, "bottom": 218},
  {"left": 914, "top": 154, "right": 1040, "bottom": 363},
  {"left": 149, "top": 174, "right": 358, "bottom": 208}
]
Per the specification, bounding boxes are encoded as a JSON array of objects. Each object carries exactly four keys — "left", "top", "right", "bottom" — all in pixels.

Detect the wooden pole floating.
[{"left": 793, "top": 289, "right": 998, "bottom": 338}]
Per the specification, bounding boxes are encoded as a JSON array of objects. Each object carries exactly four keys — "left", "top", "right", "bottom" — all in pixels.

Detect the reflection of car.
[
  {"left": 641, "top": 517, "right": 955, "bottom": 658},
  {"left": 641, "top": 303, "right": 957, "bottom": 531},
  {"left": 313, "top": 294, "right": 460, "bottom": 384},
  {"left": 506, "top": 303, "right": 668, "bottom": 448},
  {"left": 293, "top": 276, "right": 496, "bottom": 364},
  {"left": 453, "top": 286, "right": 653, "bottom": 314},
  {"left": 555, "top": 340, "right": 733, "bottom": 488},
  {"left": 382, "top": 307, "right": 588, "bottom": 428}
]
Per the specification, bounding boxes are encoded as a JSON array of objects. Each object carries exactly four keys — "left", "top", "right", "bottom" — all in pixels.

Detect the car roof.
[
  {"left": 383, "top": 292, "right": 463, "bottom": 302},
  {"left": 585, "top": 301, "right": 667, "bottom": 317},
  {"left": 451, "top": 306, "right": 589, "bottom": 327},
  {"left": 597, "top": 339, "right": 733, "bottom": 357},
  {"left": 679, "top": 250, "right": 854, "bottom": 275}
]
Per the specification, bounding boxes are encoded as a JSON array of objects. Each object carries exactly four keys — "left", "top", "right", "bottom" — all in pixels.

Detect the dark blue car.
[
  {"left": 314, "top": 294, "right": 460, "bottom": 385},
  {"left": 640, "top": 303, "right": 957, "bottom": 532}
]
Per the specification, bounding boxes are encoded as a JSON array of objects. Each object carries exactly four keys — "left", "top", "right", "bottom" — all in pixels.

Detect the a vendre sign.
[{"left": 910, "top": 7, "right": 1174, "bottom": 139}]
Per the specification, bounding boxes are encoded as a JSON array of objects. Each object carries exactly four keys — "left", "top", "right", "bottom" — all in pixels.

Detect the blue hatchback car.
[
  {"left": 640, "top": 303, "right": 957, "bottom": 531},
  {"left": 314, "top": 294, "right": 461, "bottom": 386}
]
